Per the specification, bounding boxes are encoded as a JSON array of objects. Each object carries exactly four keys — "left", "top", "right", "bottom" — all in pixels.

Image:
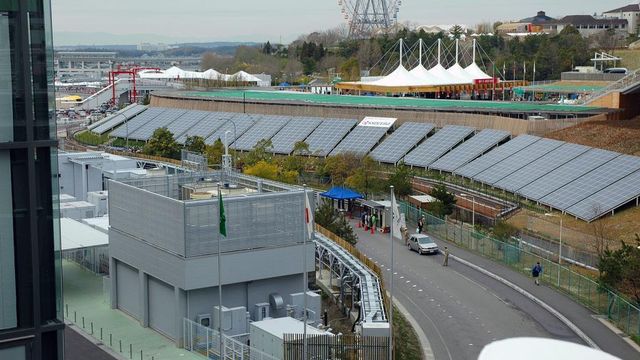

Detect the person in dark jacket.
[{"left": 532, "top": 262, "right": 542, "bottom": 285}]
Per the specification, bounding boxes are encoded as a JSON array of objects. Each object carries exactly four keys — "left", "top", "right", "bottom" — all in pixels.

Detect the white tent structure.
[
  {"left": 138, "top": 66, "right": 266, "bottom": 85},
  {"left": 409, "top": 39, "right": 445, "bottom": 85},
  {"left": 371, "top": 39, "right": 425, "bottom": 87}
]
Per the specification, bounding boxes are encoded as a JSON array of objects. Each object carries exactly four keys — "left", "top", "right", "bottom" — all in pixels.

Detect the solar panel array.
[
  {"left": 90, "top": 104, "right": 147, "bottom": 134},
  {"left": 100, "top": 106, "right": 640, "bottom": 222},
  {"left": 493, "top": 143, "right": 591, "bottom": 193},
  {"left": 369, "top": 122, "right": 434, "bottom": 164},
  {"left": 454, "top": 134, "right": 540, "bottom": 178},
  {"left": 518, "top": 149, "right": 620, "bottom": 201},
  {"left": 270, "top": 117, "right": 323, "bottom": 154},
  {"left": 473, "top": 138, "right": 564, "bottom": 185},
  {"left": 110, "top": 107, "right": 166, "bottom": 138},
  {"left": 567, "top": 170, "right": 640, "bottom": 221},
  {"left": 205, "top": 114, "right": 259, "bottom": 145},
  {"left": 305, "top": 119, "right": 357, "bottom": 156},
  {"left": 175, "top": 112, "right": 235, "bottom": 144},
  {"left": 404, "top": 125, "right": 475, "bottom": 168},
  {"left": 429, "top": 129, "right": 510, "bottom": 173},
  {"left": 539, "top": 155, "right": 640, "bottom": 211},
  {"left": 128, "top": 108, "right": 188, "bottom": 141},
  {"left": 330, "top": 125, "right": 390, "bottom": 157},
  {"left": 232, "top": 115, "right": 291, "bottom": 151},
  {"left": 164, "top": 110, "right": 210, "bottom": 141}
]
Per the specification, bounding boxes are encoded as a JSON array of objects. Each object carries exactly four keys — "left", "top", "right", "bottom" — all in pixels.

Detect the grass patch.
[
  {"left": 111, "top": 138, "right": 146, "bottom": 149},
  {"left": 613, "top": 49, "right": 640, "bottom": 70},
  {"left": 393, "top": 305, "right": 423, "bottom": 360},
  {"left": 74, "top": 131, "right": 109, "bottom": 146}
]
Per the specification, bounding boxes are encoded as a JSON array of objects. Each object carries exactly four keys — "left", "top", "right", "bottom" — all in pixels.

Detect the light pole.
[
  {"left": 545, "top": 213, "right": 563, "bottom": 287},
  {"left": 460, "top": 193, "right": 475, "bottom": 228}
]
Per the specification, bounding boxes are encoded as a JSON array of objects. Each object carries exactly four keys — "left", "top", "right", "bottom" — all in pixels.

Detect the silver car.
[{"left": 408, "top": 234, "right": 439, "bottom": 255}]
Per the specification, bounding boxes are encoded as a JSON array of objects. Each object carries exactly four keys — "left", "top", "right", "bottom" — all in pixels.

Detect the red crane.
[{"left": 108, "top": 65, "right": 161, "bottom": 105}]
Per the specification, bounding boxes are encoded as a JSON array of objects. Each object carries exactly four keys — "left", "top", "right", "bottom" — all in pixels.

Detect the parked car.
[{"left": 408, "top": 234, "right": 439, "bottom": 255}]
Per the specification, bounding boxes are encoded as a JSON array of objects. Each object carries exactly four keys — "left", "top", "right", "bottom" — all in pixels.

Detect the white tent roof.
[
  {"left": 446, "top": 63, "right": 474, "bottom": 84},
  {"left": 230, "top": 70, "right": 261, "bottom": 82},
  {"left": 203, "top": 69, "right": 222, "bottom": 79},
  {"left": 164, "top": 66, "right": 185, "bottom": 77},
  {"left": 427, "top": 63, "right": 467, "bottom": 85},
  {"left": 464, "top": 62, "right": 493, "bottom": 80},
  {"left": 371, "top": 65, "right": 425, "bottom": 86},
  {"left": 409, "top": 64, "right": 441, "bottom": 85}
]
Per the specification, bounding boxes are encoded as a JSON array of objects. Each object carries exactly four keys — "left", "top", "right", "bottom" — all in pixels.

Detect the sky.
[{"left": 51, "top": 0, "right": 631, "bottom": 45}]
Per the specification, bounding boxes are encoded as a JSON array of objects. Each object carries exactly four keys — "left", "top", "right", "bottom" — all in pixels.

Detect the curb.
[
  {"left": 593, "top": 316, "right": 640, "bottom": 353},
  {"left": 64, "top": 320, "right": 127, "bottom": 360},
  {"left": 389, "top": 293, "right": 435, "bottom": 360},
  {"left": 449, "top": 254, "right": 600, "bottom": 349}
]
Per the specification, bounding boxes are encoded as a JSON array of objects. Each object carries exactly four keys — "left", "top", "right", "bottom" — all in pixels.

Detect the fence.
[
  {"left": 183, "top": 318, "right": 279, "bottom": 360},
  {"left": 62, "top": 245, "right": 109, "bottom": 275},
  {"left": 399, "top": 200, "right": 640, "bottom": 340},
  {"left": 64, "top": 303, "right": 157, "bottom": 360},
  {"left": 282, "top": 334, "right": 390, "bottom": 360}
]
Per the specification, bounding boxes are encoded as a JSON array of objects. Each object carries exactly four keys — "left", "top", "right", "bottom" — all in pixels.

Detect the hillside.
[{"left": 546, "top": 116, "right": 640, "bottom": 156}]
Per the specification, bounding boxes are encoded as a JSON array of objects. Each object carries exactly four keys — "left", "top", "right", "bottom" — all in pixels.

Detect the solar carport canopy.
[
  {"left": 429, "top": 129, "right": 510, "bottom": 173},
  {"left": 369, "top": 122, "right": 434, "bottom": 164}
]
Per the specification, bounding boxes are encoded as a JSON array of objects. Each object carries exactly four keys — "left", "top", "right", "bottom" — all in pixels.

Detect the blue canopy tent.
[
  {"left": 320, "top": 186, "right": 364, "bottom": 200},
  {"left": 319, "top": 186, "right": 364, "bottom": 218}
]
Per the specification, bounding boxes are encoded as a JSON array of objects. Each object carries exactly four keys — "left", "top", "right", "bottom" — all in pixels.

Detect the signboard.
[
  {"left": 473, "top": 78, "right": 499, "bottom": 85},
  {"left": 358, "top": 116, "right": 397, "bottom": 129}
]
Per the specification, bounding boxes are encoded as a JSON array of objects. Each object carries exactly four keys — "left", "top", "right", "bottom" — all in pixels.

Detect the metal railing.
[
  {"left": 399, "top": 201, "right": 640, "bottom": 339},
  {"left": 577, "top": 67, "right": 640, "bottom": 105},
  {"left": 183, "top": 318, "right": 279, "bottom": 360},
  {"left": 283, "top": 333, "right": 390, "bottom": 360}
]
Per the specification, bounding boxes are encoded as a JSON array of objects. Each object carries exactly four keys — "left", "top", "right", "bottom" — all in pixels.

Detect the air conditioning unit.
[
  {"left": 197, "top": 313, "right": 211, "bottom": 328},
  {"left": 254, "top": 303, "right": 270, "bottom": 321}
]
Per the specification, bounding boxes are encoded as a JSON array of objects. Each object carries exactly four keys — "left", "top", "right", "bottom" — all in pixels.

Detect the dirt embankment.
[{"left": 546, "top": 116, "right": 640, "bottom": 156}]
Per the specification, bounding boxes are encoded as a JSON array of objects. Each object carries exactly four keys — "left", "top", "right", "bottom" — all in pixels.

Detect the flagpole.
[
  {"left": 302, "top": 184, "right": 308, "bottom": 359},
  {"left": 217, "top": 184, "right": 224, "bottom": 358},
  {"left": 388, "top": 185, "right": 394, "bottom": 360}
]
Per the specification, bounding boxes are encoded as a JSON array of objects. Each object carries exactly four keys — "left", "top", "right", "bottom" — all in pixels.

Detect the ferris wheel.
[{"left": 337, "top": 0, "right": 402, "bottom": 38}]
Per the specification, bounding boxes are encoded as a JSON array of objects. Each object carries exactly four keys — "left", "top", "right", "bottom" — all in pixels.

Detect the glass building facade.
[{"left": 0, "top": 0, "right": 64, "bottom": 359}]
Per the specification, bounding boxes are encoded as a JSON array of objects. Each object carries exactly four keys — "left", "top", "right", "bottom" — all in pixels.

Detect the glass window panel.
[
  {"left": 0, "top": 13, "right": 14, "bottom": 142},
  {"left": 0, "top": 151, "right": 17, "bottom": 330}
]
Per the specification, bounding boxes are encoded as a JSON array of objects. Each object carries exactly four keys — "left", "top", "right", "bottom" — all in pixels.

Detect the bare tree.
[{"left": 590, "top": 204, "right": 612, "bottom": 256}]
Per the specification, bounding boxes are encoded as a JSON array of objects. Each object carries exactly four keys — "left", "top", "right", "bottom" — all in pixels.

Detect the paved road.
[
  {"left": 65, "top": 325, "right": 118, "bottom": 360},
  {"left": 350, "top": 220, "right": 628, "bottom": 360}
]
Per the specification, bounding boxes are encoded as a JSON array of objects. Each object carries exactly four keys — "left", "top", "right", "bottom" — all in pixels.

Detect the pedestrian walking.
[
  {"left": 371, "top": 213, "right": 377, "bottom": 231},
  {"left": 360, "top": 212, "right": 366, "bottom": 228},
  {"left": 442, "top": 246, "right": 449, "bottom": 266},
  {"left": 364, "top": 213, "right": 370, "bottom": 230},
  {"left": 401, "top": 225, "right": 409, "bottom": 245},
  {"left": 532, "top": 262, "right": 542, "bottom": 285},
  {"left": 417, "top": 216, "right": 424, "bottom": 234}
]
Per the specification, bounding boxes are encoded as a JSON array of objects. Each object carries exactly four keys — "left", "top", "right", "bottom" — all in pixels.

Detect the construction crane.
[{"left": 338, "top": 0, "right": 402, "bottom": 38}]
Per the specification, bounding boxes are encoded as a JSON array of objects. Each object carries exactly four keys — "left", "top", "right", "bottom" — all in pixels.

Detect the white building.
[{"left": 603, "top": 3, "right": 640, "bottom": 35}]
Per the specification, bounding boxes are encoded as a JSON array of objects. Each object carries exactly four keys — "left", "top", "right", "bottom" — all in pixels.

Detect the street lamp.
[
  {"left": 460, "top": 193, "right": 475, "bottom": 228},
  {"left": 545, "top": 213, "right": 563, "bottom": 287}
]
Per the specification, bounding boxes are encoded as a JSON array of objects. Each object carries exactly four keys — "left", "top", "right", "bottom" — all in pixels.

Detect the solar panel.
[
  {"left": 270, "top": 117, "right": 323, "bottom": 154},
  {"left": 494, "top": 143, "right": 591, "bottom": 193},
  {"left": 403, "top": 125, "right": 475, "bottom": 168},
  {"left": 231, "top": 115, "right": 290, "bottom": 151},
  {"left": 453, "top": 134, "right": 540, "bottom": 178},
  {"left": 90, "top": 104, "right": 147, "bottom": 134},
  {"left": 473, "top": 138, "right": 564, "bottom": 186},
  {"left": 205, "top": 113, "right": 260, "bottom": 145},
  {"left": 330, "top": 125, "right": 389, "bottom": 157},
  {"left": 518, "top": 148, "right": 620, "bottom": 201},
  {"left": 429, "top": 129, "right": 510, "bottom": 172},
  {"left": 110, "top": 107, "right": 166, "bottom": 138},
  {"left": 539, "top": 154, "right": 640, "bottom": 211},
  {"left": 305, "top": 119, "right": 357, "bottom": 157},
  {"left": 567, "top": 170, "right": 640, "bottom": 222},
  {"left": 128, "top": 108, "right": 188, "bottom": 141},
  {"left": 175, "top": 112, "right": 237, "bottom": 144},
  {"left": 164, "top": 110, "right": 210, "bottom": 140},
  {"left": 369, "top": 122, "right": 434, "bottom": 164}
]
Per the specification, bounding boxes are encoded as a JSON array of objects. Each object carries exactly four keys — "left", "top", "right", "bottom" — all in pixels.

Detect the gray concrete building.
[{"left": 107, "top": 173, "right": 315, "bottom": 344}]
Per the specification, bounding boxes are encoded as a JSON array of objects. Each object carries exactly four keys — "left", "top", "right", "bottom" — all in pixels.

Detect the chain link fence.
[{"left": 399, "top": 200, "right": 640, "bottom": 340}]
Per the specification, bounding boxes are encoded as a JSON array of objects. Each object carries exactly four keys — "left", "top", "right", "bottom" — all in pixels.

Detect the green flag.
[{"left": 219, "top": 189, "right": 226, "bottom": 237}]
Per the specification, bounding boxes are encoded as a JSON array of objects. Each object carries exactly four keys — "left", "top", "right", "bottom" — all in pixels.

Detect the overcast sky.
[{"left": 51, "top": 0, "right": 629, "bottom": 45}]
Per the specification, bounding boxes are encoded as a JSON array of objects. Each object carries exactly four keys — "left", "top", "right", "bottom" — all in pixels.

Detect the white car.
[{"left": 408, "top": 234, "right": 439, "bottom": 255}]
